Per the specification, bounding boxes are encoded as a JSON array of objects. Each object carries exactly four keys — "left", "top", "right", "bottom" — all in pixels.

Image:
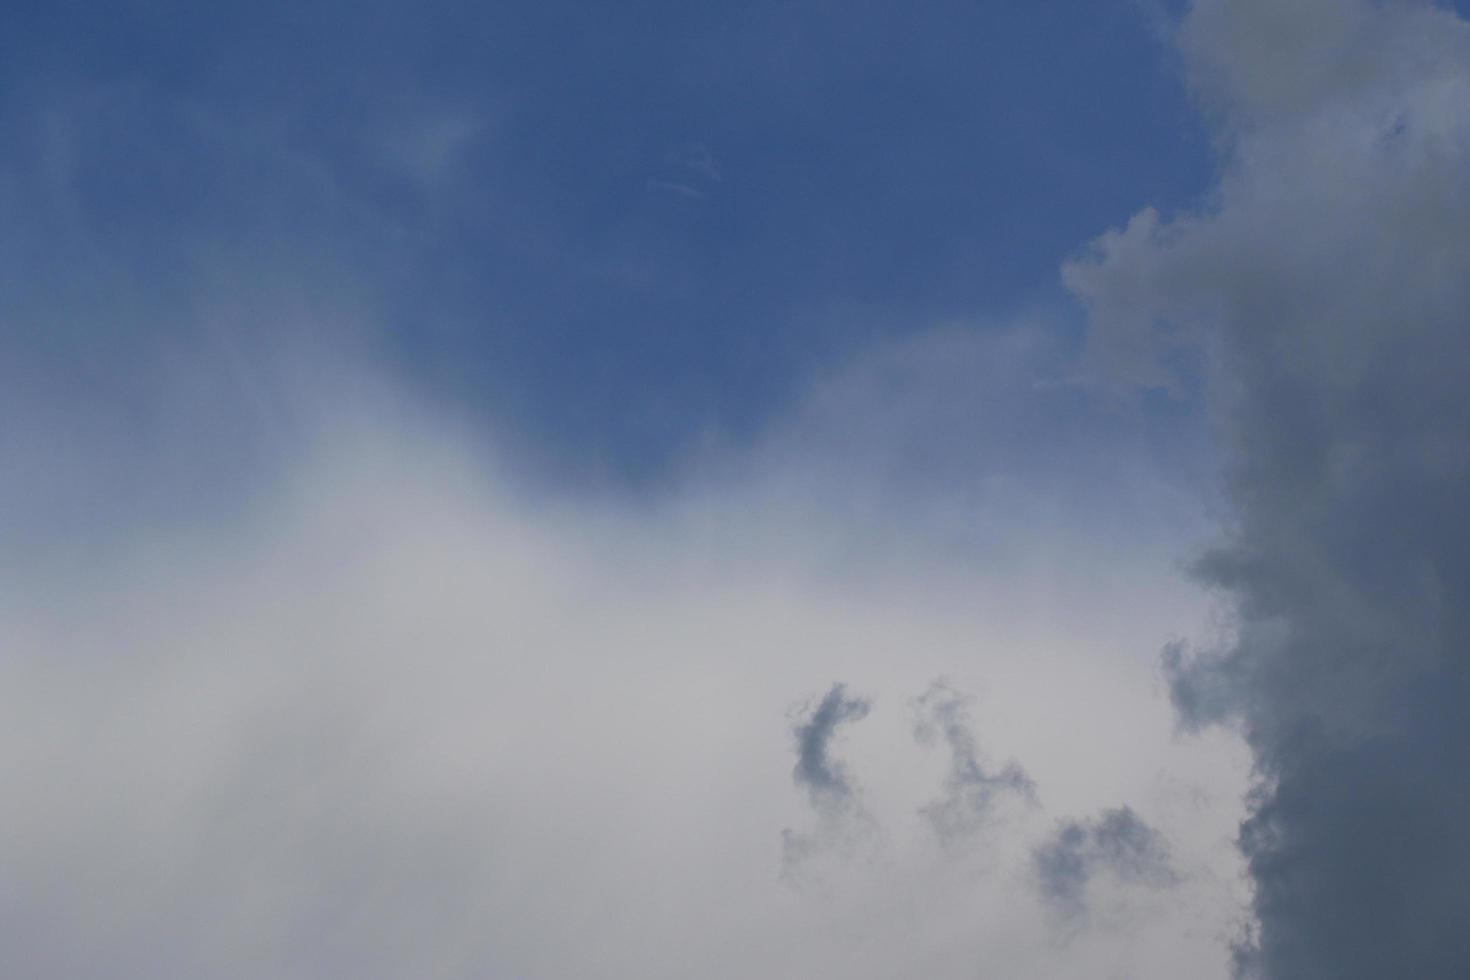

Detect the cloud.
[
  {"left": 792, "top": 683, "right": 873, "bottom": 803},
  {"left": 912, "top": 679, "right": 1034, "bottom": 845},
  {"left": 0, "top": 333, "right": 1250, "bottom": 978},
  {"left": 1070, "top": 0, "right": 1470, "bottom": 975},
  {"left": 1033, "top": 807, "right": 1177, "bottom": 922},
  {"left": 782, "top": 684, "right": 876, "bottom": 878}
]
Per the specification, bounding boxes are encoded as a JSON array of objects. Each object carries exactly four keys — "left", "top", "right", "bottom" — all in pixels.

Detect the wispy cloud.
[
  {"left": 782, "top": 683, "right": 875, "bottom": 879},
  {"left": 912, "top": 679, "right": 1034, "bottom": 846},
  {"left": 1033, "top": 807, "right": 1178, "bottom": 922}
]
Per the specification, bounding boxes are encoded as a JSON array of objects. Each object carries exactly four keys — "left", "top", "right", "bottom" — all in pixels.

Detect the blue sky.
[{"left": 4, "top": 0, "right": 1213, "bottom": 475}]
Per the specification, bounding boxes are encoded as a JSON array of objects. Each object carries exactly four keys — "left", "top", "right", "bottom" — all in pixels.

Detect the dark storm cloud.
[
  {"left": 912, "top": 679, "right": 1033, "bottom": 844},
  {"left": 1070, "top": 0, "right": 1470, "bottom": 974},
  {"left": 782, "top": 684, "right": 873, "bottom": 877},
  {"left": 1033, "top": 807, "right": 1176, "bottom": 920}
]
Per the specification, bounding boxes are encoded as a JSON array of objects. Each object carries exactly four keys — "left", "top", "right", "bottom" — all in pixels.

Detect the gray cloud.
[
  {"left": 782, "top": 684, "right": 874, "bottom": 878},
  {"left": 1071, "top": 0, "right": 1470, "bottom": 975},
  {"left": 1033, "top": 807, "right": 1177, "bottom": 921},
  {"left": 912, "top": 679, "right": 1034, "bottom": 844},
  {"left": 793, "top": 684, "right": 872, "bottom": 803}
]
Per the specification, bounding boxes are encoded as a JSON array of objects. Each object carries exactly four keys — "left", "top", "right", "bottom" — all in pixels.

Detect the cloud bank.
[
  {"left": 1070, "top": 0, "right": 1470, "bottom": 975},
  {"left": 0, "top": 337, "right": 1247, "bottom": 978}
]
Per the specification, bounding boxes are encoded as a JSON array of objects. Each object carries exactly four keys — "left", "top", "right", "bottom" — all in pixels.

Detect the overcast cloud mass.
[
  {"left": 3, "top": 1, "right": 1467, "bottom": 977},
  {"left": 1071, "top": 0, "right": 1470, "bottom": 974}
]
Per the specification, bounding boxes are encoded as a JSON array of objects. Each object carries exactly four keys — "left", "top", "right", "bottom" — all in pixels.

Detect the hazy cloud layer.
[
  {"left": 1071, "top": 0, "right": 1470, "bottom": 975},
  {"left": 0, "top": 346, "right": 1249, "bottom": 978}
]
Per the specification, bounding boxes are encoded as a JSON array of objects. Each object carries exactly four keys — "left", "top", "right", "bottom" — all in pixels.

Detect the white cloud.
[{"left": 0, "top": 332, "right": 1248, "bottom": 979}]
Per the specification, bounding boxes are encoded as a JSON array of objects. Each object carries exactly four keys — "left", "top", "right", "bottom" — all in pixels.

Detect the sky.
[{"left": 3, "top": 1, "right": 1468, "bottom": 977}]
